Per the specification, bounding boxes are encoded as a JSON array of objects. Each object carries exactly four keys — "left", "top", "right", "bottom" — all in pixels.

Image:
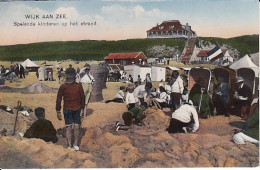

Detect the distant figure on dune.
[
  {"left": 21, "top": 107, "right": 58, "bottom": 143},
  {"left": 56, "top": 67, "right": 85, "bottom": 151}
]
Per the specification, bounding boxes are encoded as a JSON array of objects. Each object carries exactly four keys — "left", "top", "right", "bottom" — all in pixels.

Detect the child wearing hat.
[
  {"left": 79, "top": 64, "right": 95, "bottom": 117},
  {"left": 56, "top": 67, "right": 85, "bottom": 151}
]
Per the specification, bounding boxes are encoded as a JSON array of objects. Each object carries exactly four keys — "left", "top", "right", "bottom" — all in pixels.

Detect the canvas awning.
[
  {"left": 166, "top": 66, "right": 180, "bottom": 70},
  {"left": 181, "top": 67, "right": 192, "bottom": 71},
  {"left": 229, "top": 55, "right": 259, "bottom": 77}
]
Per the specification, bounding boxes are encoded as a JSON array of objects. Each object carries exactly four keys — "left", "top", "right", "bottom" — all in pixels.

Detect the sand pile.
[
  {"left": 0, "top": 137, "right": 96, "bottom": 169},
  {"left": 0, "top": 109, "right": 32, "bottom": 136},
  {"left": 0, "top": 108, "right": 258, "bottom": 168},
  {"left": 0, "top": 82, "right": 58, "bottom": 94},
  {"left": 23, "top": 82, "right": 58, "bottom": 94},
  {"left": 78, "top": 108, "right": 258, "bottom": 168},
  {"left": 142, "top": 108, "right": 170, "bottom": 131}
]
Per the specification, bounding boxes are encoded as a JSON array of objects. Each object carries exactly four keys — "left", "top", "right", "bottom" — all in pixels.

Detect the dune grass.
[{"left": 0, "top": 39, "right": 186, "bottom": 61}]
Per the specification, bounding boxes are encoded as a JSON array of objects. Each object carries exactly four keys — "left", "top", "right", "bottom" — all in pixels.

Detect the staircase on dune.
[{"left": 180, "top": 38, "right": 197, "bottom": 64}]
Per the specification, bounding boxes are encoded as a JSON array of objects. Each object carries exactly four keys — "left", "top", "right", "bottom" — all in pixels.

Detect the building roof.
[
  {"left": 197, "top": 50, "right": 211, "bottom": 57},
  {"left": 147, "top": 20, "right": 190, "bottom": 32},
  {"left": 197, "top": 49, "right": 227, "bottom": 58},
  {"left": 222, "top": 49, "right": 227, "bottom": 55},
  {"left": 104, "top": 52, "right": 147, "bottom": 60}
]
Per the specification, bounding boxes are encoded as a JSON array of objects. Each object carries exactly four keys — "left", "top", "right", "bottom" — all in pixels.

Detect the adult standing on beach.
[
  {"left": 56, "top": 67, "right": 85, "bottom": 150},
  {"left": 171, "top": 71, "right": 184, "bottom": 111},
  {"left": 80, "top": 64, "right": 95, "bottom": 116}
]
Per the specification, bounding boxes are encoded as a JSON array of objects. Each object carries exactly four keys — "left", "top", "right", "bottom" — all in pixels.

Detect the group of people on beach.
[
  {"left": 20, "top": 63, "right": 95, "bottom": 151},
  {"left": 18, "top": 64, "right": 258, "bottom": 151},
  {"left": 106, "top": 69, "right": 258, "bottom": 145},
  {"left": 0, "top": 64, "right": 25, "bottom": 80}
]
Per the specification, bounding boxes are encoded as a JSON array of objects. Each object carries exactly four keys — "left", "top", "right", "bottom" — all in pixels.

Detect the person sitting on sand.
[
  {"left": 134, "top": 82, "right": 154, "bottom": 106},
  {"left": 166, "top": 100, "right": 199, "bottom": 134},
  {"left": 115, "top": 102, "right": 148, "bottom": 131},
  {"left": 232, "top": 77, "right": 252, "bottom": 118},
  {"left": 157, "top": 79, "right": 164, "bottom": 94},
  {"left": 151, "top": 86, "right": 168, "bottom": 109},
  {"left": 20, "top": 107, "right": 58, "bottom": 143},
  {"left": 232, "top": 100, "right": 259, "bottom": 145},
  {"left": 105, "top": 86, "right": 125, "bottom": 103}
]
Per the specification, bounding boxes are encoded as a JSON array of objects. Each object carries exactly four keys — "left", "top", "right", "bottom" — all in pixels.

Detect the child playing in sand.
[
  {"left": 105, "top": 86, "right": 125, "bottom": 103},
  {"left": 125, "top": 84, "right": 136, "bottom": 110},
  {"left": 20, "top": 107, "right": 58, "bottom": 143},
  {"left": 115, "top": 102, "right": 148, "bottom": 131}
]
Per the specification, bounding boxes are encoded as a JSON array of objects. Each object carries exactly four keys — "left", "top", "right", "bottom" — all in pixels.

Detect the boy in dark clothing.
[
  {"left": 23, "top": 107, "right": 58, "bottom": 143},
  {"left": 56, "top": 67, "right": 85, "bottom": 151}
]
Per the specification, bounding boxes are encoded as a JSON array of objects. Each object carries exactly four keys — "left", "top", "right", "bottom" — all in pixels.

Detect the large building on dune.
[{"left": 146, "top": 20, "right": 197, "bottom": 39}]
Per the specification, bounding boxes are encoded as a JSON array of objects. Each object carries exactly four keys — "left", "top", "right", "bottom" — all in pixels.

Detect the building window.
[
  {"left": 159, "top": 26, "right": 164, "bottom": 29},
  {"left": 120, "top": 60, "right": 126, "bottom": 66},
  {"left": 169, "top": 25, "right": 174, "bottom": 29}
]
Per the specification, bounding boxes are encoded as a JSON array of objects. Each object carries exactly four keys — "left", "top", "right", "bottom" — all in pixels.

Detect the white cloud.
[
  {"left": 133, "top": 5, "right": 145, "bottom": 17},
  {"left": 101, "top": 4, "right": 128, "bottom": 16},
  {"left": 101, "top": 4, "right": 167, "bottom": 19}
]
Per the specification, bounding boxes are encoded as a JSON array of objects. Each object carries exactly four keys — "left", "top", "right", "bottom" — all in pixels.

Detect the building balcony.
[{"left": 147, "top": 34, "right": 188, "bottom": 39}]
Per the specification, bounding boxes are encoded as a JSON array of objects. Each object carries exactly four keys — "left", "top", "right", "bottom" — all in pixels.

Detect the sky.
[{"left": 0, "top": 0, "right": 259, "bottom": 45}]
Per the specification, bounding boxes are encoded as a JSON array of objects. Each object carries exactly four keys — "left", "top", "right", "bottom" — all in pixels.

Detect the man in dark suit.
[{"left": 233, "top": 77, "right": 252, "bottom": 118}]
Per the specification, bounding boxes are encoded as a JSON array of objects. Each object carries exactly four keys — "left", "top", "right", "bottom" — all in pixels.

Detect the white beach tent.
[
  {"left": 151, "top": 66, "right": 166, "bottom": 82},
  {"left": 21, "top": 59, "right": 39, "bottom": 71},
  {"left": 229, "top": 54, "right": 259, "bottom": 77},
  {"left": 124, "top": 65, "right": 151, "bottom": 82},
  {"left": 229, "top": 54, "right": 259, "bottom": 95}
]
